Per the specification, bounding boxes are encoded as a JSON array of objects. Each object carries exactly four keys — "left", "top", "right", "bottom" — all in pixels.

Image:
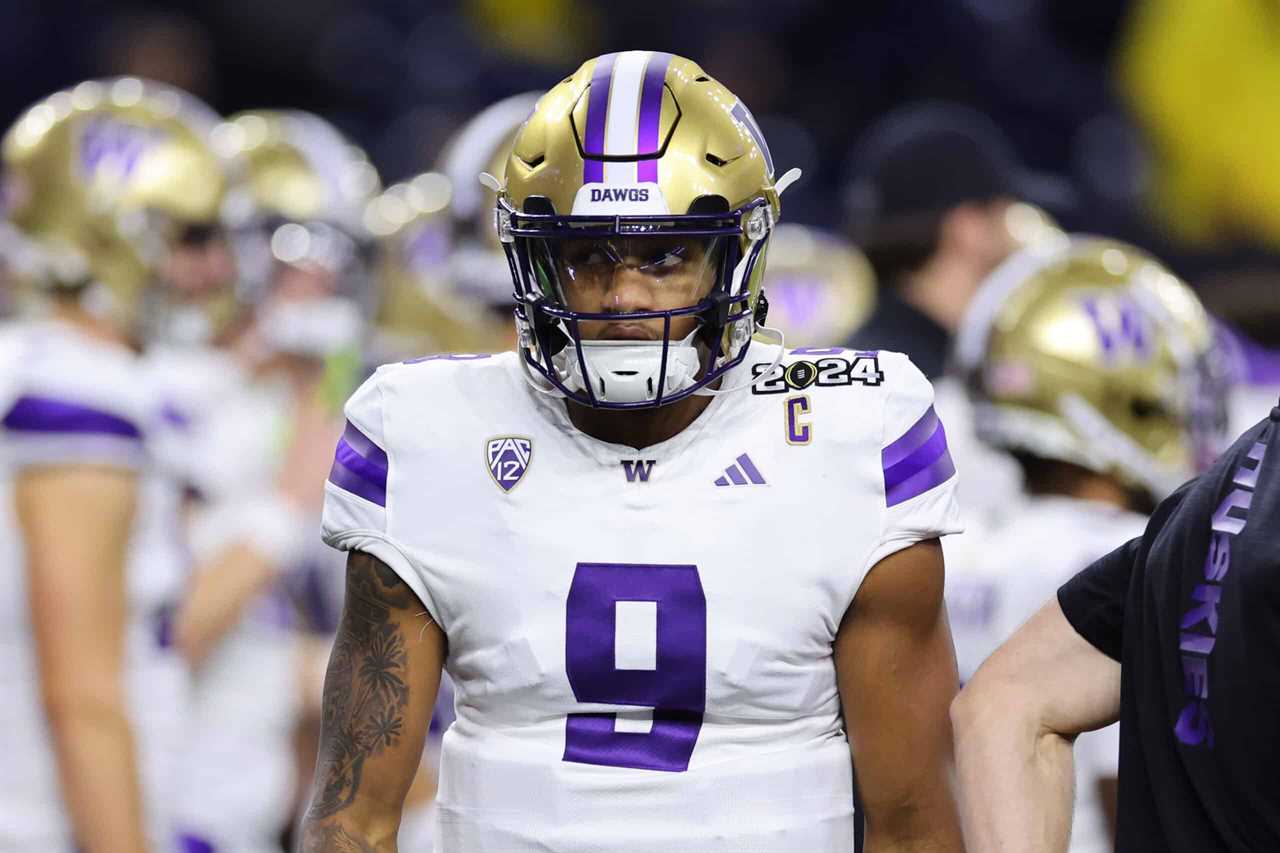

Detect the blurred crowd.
[{"left": 1, "top": 2, "right": 1279, "bottom": 852}]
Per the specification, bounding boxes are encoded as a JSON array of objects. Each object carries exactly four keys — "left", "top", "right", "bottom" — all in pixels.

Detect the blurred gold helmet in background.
[
  {"left": 217, "top": 109, "right": 382, "bottom": 357},
  {"left": 365, "top": 173, "right": 515, "bottom": 360},
  {"left": 2, "top": 77, "right": 239, "bottom": 336},
  {"left": 761, "top": 224, "right": 875, "bottom": 347},
  {"left": 220, "top": 109, "right": 380, "bottom": 239},
  {"left": 437, "top": 91, "right": 540, "bottom": 307},
  {"left": 955, "top": 235, "right": 1229, "bottom": 502}
]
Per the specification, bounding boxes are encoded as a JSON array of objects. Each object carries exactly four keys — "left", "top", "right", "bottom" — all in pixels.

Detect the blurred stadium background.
[{"left": 5, "top": 0, "right": 1280, "bottom": 316}]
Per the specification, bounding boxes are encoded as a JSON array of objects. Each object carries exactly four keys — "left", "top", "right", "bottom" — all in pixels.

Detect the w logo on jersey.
[
  {"left": 486, "top": 436, "right": 532, "bottom": 492},
  {"left": 621, "top": 460, "right": 656, "bottom": 483}
]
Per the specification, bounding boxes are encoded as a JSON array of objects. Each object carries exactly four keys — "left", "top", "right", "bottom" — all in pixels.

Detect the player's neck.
[{"left": 564, "top": 393, "right": 714, "bottom": 450}]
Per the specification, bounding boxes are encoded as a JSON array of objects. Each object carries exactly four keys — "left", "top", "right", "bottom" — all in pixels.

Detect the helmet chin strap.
[{"left": 693, "top": 323, "right": 785, "bottom": 396}]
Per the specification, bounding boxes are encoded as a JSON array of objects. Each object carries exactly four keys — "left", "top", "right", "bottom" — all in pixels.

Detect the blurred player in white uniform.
[
  {"left": 164, "top": 110, "right": 381, "bottom": 853},
  {"left": 300, "top": 52, "right": 967, "bottom": 852},
  {"left": 945, "top": 237, "right": 1229, "bottom": 853},
  {"left": 0, "top": 78, "right": 238, "bottom": 852}
]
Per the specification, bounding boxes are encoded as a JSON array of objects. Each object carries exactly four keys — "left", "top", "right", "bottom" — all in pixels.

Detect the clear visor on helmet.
[{"left": 539, "top": 234, "right": 726, "bottom": 319}]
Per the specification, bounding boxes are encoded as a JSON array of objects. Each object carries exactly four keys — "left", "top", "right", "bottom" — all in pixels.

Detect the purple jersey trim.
[
  {"left": 886, "top": 450, "right": 956, "bottom": 507},
  {"left": 328, "top": 420, "right": 388, "bottom": 506},
  {"left": 881, "top": 405, "right": 940, "bottom": 468},
  {"left": 882, "top": 406, "right": 955, "bottom": 506},
  {"left": 582, "top": 52, "right": 618, "bottom": 183},
  {"left": 2, "top": 394, "right": 142, "bottom": 439},
  {"left": 636, "top": 52, "right": 672, "bottom": 183},
  {"left": 177, "top": 833, "right": 214, "bottom": 853},
  {"left": 341, "top": 420, "right": 388, "bottom": 469}
]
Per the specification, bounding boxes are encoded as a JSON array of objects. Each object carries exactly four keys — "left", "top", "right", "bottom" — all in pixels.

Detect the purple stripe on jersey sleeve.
[
  {"left": 582, "top": 52, "right": 618, "bottom": 183},
  {"left": 881, "top": 405, "right": 939, "bottom": 468},
  {"left": 328, "top": 420, "right": 388, "bottom": 506},
  {"left": 635, "top": 52, "right": 672, "bottom": 183},
  {"left": 341, "top": 420, "right": 387, "bottom": 470},
  {"left": 882, "top": 407, "right": 955, "bottom": 507},
  {"left": 885, "top": 450, "right": 957, "bottom": 508},
  {"left": 2, "top": 394, "right": 142, "bottom": 439}
]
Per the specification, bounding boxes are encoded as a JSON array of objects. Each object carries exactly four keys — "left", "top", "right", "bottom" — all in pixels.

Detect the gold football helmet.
[
  {"left": 2, "top": 77, "right": 238, "bottom": 336},
  {"left": 497, "top": 51, "right": 799, "bottom": 408},
  {"left": 217, "top": 109, "right": 381, "bottom": 357},
  {"left": 955, "top": 236, "right": 1228, "bottom": 502},
  {"left": 761, "top": 224, "right": 875, "bottom": 347}
]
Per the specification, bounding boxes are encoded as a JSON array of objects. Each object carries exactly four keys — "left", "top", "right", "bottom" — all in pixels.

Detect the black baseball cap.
[{"left": 844, "top": 101, "right": 1076, "bottom": 248}]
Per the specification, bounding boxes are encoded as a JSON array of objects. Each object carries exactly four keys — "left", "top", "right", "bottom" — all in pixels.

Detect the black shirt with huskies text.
[{"left": 1058, "top": 406, "right": 1280, "bottom": 853}]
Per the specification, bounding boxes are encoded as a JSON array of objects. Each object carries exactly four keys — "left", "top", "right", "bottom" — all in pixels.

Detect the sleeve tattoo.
[{"left": 301, "top": 554, "right": 421, "bottom": 848}]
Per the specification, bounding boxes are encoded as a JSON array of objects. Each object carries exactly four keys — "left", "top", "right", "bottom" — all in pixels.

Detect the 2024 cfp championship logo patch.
[{"left": 486, "top": 436, "right": 533, "bottom": 493}]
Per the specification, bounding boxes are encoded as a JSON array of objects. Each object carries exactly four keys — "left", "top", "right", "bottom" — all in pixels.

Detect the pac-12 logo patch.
[{"left": 486, "top": 436, "right": 532, "bottom": 492}]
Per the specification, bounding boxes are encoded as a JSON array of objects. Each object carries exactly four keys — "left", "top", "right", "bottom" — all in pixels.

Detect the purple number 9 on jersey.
[{"left": 564, "top": 562, "right": 706, "bottom": 772}]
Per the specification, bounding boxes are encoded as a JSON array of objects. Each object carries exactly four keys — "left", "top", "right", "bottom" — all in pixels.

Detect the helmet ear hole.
[
  {"left": 523, "top": 196, "right": 556, "bottom": 215},
  {"left": 687, "top": 195, "right": 729, "bottom": 215}
]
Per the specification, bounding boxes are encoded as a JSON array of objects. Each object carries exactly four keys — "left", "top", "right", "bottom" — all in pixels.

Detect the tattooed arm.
[{"left": 298, "top": 551, "right": 446, "bottom": 852}]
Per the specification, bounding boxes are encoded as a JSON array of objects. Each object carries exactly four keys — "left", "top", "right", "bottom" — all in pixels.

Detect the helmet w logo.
[
  {"left": 486, "top": 436, "right": 532, "bottom": 492},
  {"left": 78, "top": 117, "right": 164, "bottom": 186},
  {"left": 1080, "top": 294, "right": 1153, "bottom": 364}
]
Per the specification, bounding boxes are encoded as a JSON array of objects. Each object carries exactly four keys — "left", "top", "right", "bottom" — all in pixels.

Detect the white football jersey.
[
  {"left": 0, "top": 319, "right": 189, "bottom": 851},
  {"left": 945, "top": 494, "right": 1145, "bottom": 853},
  {"left": 322, "top": 344, "right": 963, "bottom": 852},
  {"left": 150, "top": 347, "right": 306, "bottom": 853}
]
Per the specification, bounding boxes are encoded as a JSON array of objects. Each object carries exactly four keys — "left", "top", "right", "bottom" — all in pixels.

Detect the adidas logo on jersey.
[{"left": 714, "top": 453, "right": 766, "bottom": 487}]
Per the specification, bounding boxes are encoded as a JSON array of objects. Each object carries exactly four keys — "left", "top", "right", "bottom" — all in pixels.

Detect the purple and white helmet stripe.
[
  {"left": 581, "top": 50, "right": 672, "bottom": 186},
  {"left": 581, "top": 52, "right": 617, "bottom": 184},
  {"left": 636, "top": 52, "right": 673, "bottom": 182}
]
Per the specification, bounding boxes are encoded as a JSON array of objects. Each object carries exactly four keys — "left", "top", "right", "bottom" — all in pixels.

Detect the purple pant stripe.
[
  {"left": 2, "top": 394, "right": 141, "bottom": 439},
  {"left": 342, "top": 420, "right": 387, "bottom": 468},
  {"left": 736, "top": 453, "right": 766, "bottom": 485},
  {"left": 886, "top": 449, "right": 956, "bottom": 507},
  {"left": 881, "top": 406, "right": 940, "bottom": 468},
  {"left": 582, "top": 52, "right": 617, "bottom": 183},
  {"left": 636, "top": 51, "right": 672, "bottom": 183},
  {"left": 883, "top": 423, "right": 948, "bottom": 490}
]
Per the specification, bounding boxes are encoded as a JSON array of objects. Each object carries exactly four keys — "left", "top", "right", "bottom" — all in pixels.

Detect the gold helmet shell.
[
  {"left": 219, "top": 109, "right": 380, "bottom": 236},
  {"left": 2, "top": 78, "right": 235, "bottom": 333},
  {"left": 761, "top": 224, "right": 875, "bottom": 347},
  {"left": 956, "top": 236, "right": 1227, "bottom": 502},
  {"left": 499, "top": 51, "right": 796, "bottom": 408}
]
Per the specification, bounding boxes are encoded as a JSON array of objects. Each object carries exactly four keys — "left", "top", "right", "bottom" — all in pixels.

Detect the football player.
[
  {"left": 945, "top": 237, "right": 1227, "bottom": 852},
  {"left": 301, "top": 52, "right": 965, "bottom": 852},
  {"left": 0, "top": 78, "right": 237, "bottom": 852},
  {"left": 166, "top": 108, "right": 380, "bottom": 853}
]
